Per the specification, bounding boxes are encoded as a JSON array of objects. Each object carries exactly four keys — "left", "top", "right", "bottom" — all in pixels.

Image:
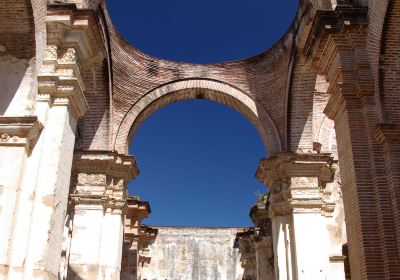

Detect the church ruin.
[{"left": 1, "top": 0, "right": 400, "bottom": 279}]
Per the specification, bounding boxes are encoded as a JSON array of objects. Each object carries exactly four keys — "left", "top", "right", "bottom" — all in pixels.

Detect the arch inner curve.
[{"left": 114, "top": 79, "right": 282, "bottom": 156}]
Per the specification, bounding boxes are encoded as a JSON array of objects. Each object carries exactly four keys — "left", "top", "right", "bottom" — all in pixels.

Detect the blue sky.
[{"left": 107, "top": 1, "right": 298, "bottom": 226}]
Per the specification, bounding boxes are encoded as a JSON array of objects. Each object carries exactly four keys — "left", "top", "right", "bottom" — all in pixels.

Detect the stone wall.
[{"left": 140, "top": 227, "right": 246, "bottom": 280}]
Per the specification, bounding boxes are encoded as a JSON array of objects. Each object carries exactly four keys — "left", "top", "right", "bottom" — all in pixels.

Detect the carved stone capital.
[
  {"left": 70, "top": 193, "right": 107, "bottom": 213},
  {"left": 256, "top": 153, "right": 335, "bottom": 186},
  {"left": 257, "top": 153, "right": 335, "bottom": 217},
  {"left": 0, "top": 116, "right": 43, "bottom": 148},
  {"left": 269, "top": 200, "right": 293, "bottom": 218},
  {"left": 38, "top": 74, "right": 88, "bottom": 119},
  {"left": 70, "top": 150, "right": 140, "bottom": 213}
]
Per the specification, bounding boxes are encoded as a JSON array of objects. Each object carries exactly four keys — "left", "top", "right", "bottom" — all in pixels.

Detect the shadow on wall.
[
  {"left": 65, "top": 268, "right": 84, "bottom": 280},
  {"left": 0, "top": 54, "right": 32, "bottom": 115},
  {"left": 75, "top": 59, "right": 111, "bottom": 150}
]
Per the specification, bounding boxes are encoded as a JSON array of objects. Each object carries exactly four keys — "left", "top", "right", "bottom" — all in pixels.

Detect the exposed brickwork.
[
  {"left": 366, "top": 0, "right": 389, "bottom": 122},
  {"left": 305, "top": 5, "right": 400, "bottom": 279},
  {"left": 76, "top": 60, "right": 111, "bottom": 150},
  {"left": 377, "top": 0, "right": 400, "bottom": 270},
  {"left": 0, "top": 0, "right": 35, "bottom": 59},
  {"left": 103, "top": 5, "right": 295, "bottom": 154},
  {"left": 287, "top": 54, "right": 316, "bottom": 152}
]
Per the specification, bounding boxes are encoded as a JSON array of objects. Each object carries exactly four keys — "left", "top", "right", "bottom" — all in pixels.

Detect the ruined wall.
[{"left": 141, "top": 227, "right": 246, "bottom": 280}]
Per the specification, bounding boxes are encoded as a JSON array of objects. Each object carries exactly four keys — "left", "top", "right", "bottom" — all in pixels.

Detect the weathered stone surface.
[{"left": 141, "top": 227, "right": 245, "bottom": 280}]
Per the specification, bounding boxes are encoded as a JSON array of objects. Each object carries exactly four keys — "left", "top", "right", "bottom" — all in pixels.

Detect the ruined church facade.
[{"left": 1, "top": 0, "right": 400, "bottom": 279}]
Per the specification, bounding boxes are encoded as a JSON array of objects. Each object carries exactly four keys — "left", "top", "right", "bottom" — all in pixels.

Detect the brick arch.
[
  {"left": 379, "top": 0, "right": 400, "bottom": 124},
  {"left": 114, "top": 79, "right": 282, "bottom": 156}
]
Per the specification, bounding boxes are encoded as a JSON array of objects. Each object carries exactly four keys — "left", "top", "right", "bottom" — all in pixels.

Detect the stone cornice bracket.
[
  {"left": 73, "top": 150, "right": 139, "bottom": 180},
  {"left": 0, "top": 116, "right": 43, "bottom": 149},
  {"left": 303, "top": 6, "right": 369, "bottom": 65},
  {"left": 70, "top": 150, "right": 139, "bottom": 213},
  {"left": 126, "top": 196, "right": 152, "bottom": 221},
  {"left": 46, "top": 4, "right": 105, "bottom": 64}
]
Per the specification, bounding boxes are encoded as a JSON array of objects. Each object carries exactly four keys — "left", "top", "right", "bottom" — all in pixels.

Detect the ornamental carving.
[
  {"left": 44, "top": 45, "right": 57, "bottom": 60},
  {"left": 0, "top": 133, "right": 9, "bottom": 142},
  {"left": 58, "top": 48, "right": 76, "bottom": 64},
  {"left": 77, "top": 173, "right": 107, "bottom": 186},
  {"left": 291, "top": 177, "right": 318, "bottom": 189}
]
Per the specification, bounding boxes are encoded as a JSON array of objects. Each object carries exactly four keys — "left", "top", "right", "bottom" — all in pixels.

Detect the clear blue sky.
[{"left": 107, "top": 1, "right": 298, "bottom": 226}]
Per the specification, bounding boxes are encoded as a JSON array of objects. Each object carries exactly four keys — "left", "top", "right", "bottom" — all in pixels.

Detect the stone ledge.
[
  {"left": 0, "top": 116, "right": 43, "bottom": 148},
  {"left": 72, "top": 150, "right": 139, "bottom": 181}
]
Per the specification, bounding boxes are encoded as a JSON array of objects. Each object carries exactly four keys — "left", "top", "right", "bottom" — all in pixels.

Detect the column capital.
[
  {"left": 256, "top": 153, "right": 335, "bottom": 185},
  {"left": 0, "top": 116, "right": 43, "bottom": 148},
  {"left": 256, "top": 153, "right": 336, "bottom": 217},
  {"left": 38, "top": 73, "right": 88, "bottom": 119},
  {"left": 38, "top": 5, "right": 107, "bottom": 120},
  {"left": 70, "top": 150, "right": 140, "bottom": 213}
]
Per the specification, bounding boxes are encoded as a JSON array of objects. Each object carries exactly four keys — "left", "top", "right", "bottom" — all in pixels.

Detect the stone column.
[
  {"left": 136, "top": 226, "right": 157, "bottom": 280},
  {"left": 67, "top": 151, "right": 139, "bottom": 280},
  {"left": 257, "top": 153, "right": 341, "bottom": 280},
  {"left": 121, "top": 197, "right": 151, "bottom": 280},
  {"left": 250, "top": 199, "right": 274, "bottom": 280},
  {"left": 254, "top": 236, "right": 274, "bottom": 280},
  {"left": 21, "top": 44, "right": 88, "bottom": 279},
  {"left": 235, "top": 229, "right": 257, "bottom": 280},
  {"left": 0, "top": 117, "right": 42, "bottom": 275},
  {"left": 6, "top": 8, "right": 103, "bottom": 277}
]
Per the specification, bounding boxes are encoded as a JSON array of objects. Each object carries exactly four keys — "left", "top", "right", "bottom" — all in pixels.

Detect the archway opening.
[
  {"left": 117, "top": 81, "right": 280, "bottom": 280},
  {"left": 128, "top": 99, "right": 267, "bottom": 227}
]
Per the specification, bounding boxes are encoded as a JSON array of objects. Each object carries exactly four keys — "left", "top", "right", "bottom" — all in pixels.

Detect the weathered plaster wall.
[{"left": 141, "top": 227, "right": 245, "bottom": 280}]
